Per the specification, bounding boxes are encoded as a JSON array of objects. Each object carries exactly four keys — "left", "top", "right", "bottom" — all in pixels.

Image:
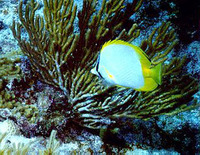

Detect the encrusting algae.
[{"left": 9, "top": 0, "right": 199, "bottom": 140}]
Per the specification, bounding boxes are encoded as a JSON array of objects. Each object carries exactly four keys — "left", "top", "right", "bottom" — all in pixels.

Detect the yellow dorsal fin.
[{"left": 101, "top": 40, "right": 150, "bottom": 61}]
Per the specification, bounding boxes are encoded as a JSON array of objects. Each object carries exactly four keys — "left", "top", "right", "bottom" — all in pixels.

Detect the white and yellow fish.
[{"left": 91, "top": 40, "right": 162, "bottom": 91}]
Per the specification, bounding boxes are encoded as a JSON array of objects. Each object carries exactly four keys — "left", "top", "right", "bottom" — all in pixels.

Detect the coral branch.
[{"left": 10, "top": 0, "right": 199, "bottom": 131}]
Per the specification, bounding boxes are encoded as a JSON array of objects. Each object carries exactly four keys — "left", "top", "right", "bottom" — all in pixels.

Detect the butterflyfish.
[{"left": 91, "top": 40, "right": 162, "bottom": 91}]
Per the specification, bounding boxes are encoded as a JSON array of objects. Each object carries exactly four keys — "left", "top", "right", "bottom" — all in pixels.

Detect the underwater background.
[{"left": 0, "top": 0, "right": 199, "bottom": 154}]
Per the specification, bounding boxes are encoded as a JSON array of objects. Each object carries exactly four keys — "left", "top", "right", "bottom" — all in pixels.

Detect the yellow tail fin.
[{"left": 151, "top": 63, "right": 162, "bottom": 85}]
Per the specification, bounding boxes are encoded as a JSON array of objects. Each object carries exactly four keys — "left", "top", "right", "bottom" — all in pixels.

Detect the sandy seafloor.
[{"left": 0, "top": 0, "right": 199, "bottom": 154}]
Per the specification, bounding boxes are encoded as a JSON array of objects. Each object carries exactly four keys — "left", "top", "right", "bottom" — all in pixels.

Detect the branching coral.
[
  {"left": 11, "top": 0, "right": 199, "bottom": 131},
  {"left": 11, "top": 0, "right": 142, "bottom": 96}
]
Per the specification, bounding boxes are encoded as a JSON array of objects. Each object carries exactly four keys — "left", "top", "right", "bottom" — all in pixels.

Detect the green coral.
[
  {"left": 0, "top": 52, "right": 21, "bottom": 109},
  {"left": 0, "top": 89, "right": 19, "bottom": 109},
  {"left": 0, "top": 87, "right": 39, "bottom": 123},
  {"left": 11, "top": 0, "right": 199, "bottom": 130},
  {"left": 0, "top": 51, "right": 21, "bottom": 83},
  {"left": 0, "top": 52, "right": 38, "bottom": 123},
  {"left": 12, "top": 104, "right": 39, "bottom": 123}
]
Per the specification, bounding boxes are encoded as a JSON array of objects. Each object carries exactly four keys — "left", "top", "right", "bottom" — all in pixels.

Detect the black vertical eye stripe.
[{"left": 96, "top": 54, "right": 103, "bottom": 79}]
